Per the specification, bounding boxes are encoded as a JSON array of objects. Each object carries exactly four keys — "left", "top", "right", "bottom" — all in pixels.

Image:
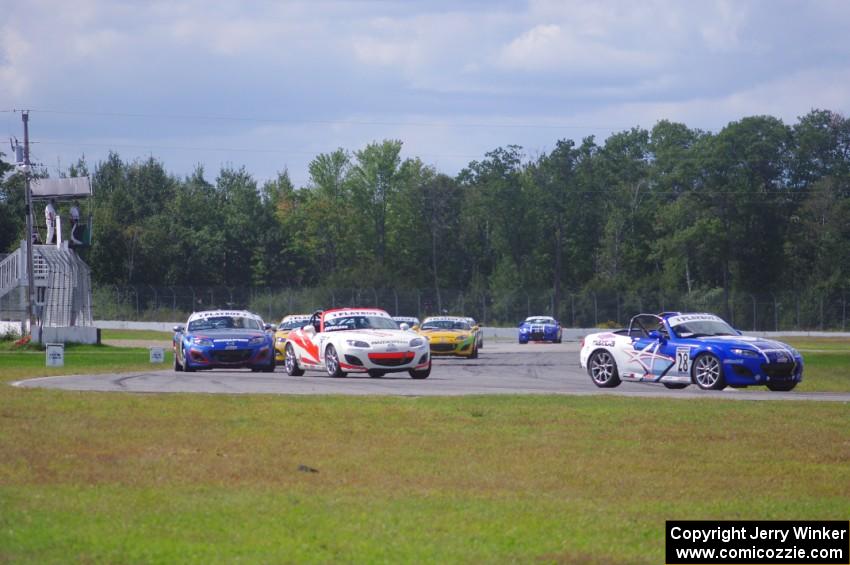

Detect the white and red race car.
[{"left": 283, "top": 307, "right": 432, "bottom": 379}]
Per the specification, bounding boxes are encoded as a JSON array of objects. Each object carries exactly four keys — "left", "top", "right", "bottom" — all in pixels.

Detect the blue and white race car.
[
  {"left": 173, "top": 310, "right": 275, "bottom": 372},
  {"left": 579, "top": 312, "right": 803, "bottom": 391},
  {"left": 518, "top": 316, "right": 562, "bottom": 344}
]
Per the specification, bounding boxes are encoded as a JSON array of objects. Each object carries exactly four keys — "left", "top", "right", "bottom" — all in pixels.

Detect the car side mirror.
[
  {"left": 173, "top": 325, "right": 184, "bottom": 333},
  {"left": 472, "top": 325, "right": 480, "bottom": 331},
  {"left": 304, "top": 325, "right": 315, "bottom": 335},
  {"left": 412, "top": 325, "right": 420, "bottom": 331},
  {"left": 399, "top": 323, "right": 410, "bottom": 331},
  {"left": 648, "top": 330, "right": 665, "bottom": 341}
]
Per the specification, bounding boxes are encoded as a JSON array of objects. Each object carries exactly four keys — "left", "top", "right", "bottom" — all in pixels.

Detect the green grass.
[
  {"left": 0, "top": 343, "right": 172, "bottom": 381},
  {"left": 99, "top": 328, "right": 172, "bottom": 341},
  {"left": 0, "top": 338, "right": 849, "bottom": 563},
  {"left": 0, "top": 393, "right": 848, "bottom": 564}
]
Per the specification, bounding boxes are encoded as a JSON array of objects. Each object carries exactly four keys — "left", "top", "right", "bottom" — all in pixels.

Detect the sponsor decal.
[
  {"left": 667, "top": 313, "right": 723, "bottom": 327},
  {"left": 424, "top": 316, "right": 466, "bottom": 322},
  {"left": 324, "top": 309, "right": 391, "bottom": 320},
  {"left": 281, "top": 315, "right": 310, "bottom": 323},
  {"left": 594, "top": 339, "right": 615, "bottom": 347},
  {"left": 188, "top": 310, "right": 261, "bottom": 322}
]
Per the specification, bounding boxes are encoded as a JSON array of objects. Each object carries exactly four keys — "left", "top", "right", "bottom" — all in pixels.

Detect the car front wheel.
[
  {"left": 588, "top": 350, "right": 620, "bottom": 388},
  {"left": 692, "top": 354, "right": 724, "bottom": 390},
  {"left": 285, "top": 343, "right": 305, "bottom": 376},
  {"left": 173, "top": 347, "right": 183, "bottom": 372},
  {"left": 183, "top": 347, "right": 195, "bottom": 373},
  {"left": 409, "top": 360, "right": 431, "bottom": 379},
  {"left": 325, "top": 345, "right": 346, "bottom": 378}
]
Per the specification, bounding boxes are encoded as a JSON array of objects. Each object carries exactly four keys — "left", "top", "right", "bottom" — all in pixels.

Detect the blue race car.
[
  {"left": 579, "top": 312, "right": 803, "bottom": 391},
  {"left": 173, "top": 310, "right": 275, "bottom": 372},
  {"left": 518, "top": 316, "right": 562, "bottom": 344}
]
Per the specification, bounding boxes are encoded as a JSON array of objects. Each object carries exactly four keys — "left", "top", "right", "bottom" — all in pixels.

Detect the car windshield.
[
  {"left": 422, "top": 320, "right": 470, "bottom": 331},
  {"left": 672, "top": 319, "right": 737, "bottom": 338},
  {"left": 188, "top": 316, "right": 262, "bottom": 332},
  {"left": 527, "top": 317, "right": 554, "bottom": 324},
  {"left": 279, "top": 319, "right": 308, "bottom": 330},
  {"left": 324, "top": 316, "right": 399, "bottom": 331}
]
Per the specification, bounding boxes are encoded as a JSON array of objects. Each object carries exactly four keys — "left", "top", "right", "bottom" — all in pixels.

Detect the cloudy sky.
[{"left": 2, "top": 0, "right": 849, "bottom": 187}]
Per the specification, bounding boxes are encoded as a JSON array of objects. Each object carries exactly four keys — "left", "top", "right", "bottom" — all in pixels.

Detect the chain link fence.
[{"left": 89, "top": 285, "right": 850, "bottom": 331}]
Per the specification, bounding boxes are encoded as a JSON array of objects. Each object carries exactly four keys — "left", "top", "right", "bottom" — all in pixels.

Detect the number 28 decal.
[{"left": 676, "top": 347, "right": 690, "bottom": 373}]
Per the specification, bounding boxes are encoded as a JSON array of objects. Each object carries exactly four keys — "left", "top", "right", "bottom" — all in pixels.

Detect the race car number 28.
[{"left": 676, "top": 347, "right": 690, "bottom": 373}]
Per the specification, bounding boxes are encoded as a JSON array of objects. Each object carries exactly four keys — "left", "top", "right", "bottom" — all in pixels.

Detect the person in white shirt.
[
  {"left": 44, "top": 199, "right": 57, "bottom": 245},
  {"left": 69, "top": 201, "right": 82, "bottom": 244}
]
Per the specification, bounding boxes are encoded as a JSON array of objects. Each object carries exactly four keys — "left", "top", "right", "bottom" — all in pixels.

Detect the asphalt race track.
[{"left": 12, "top": 341, "right": 850, "bottom": 402}]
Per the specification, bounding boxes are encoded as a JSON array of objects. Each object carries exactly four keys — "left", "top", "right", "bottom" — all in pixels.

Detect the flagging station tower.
[{"left": 0, "top": 112, "right": 96, "bottom": 343}]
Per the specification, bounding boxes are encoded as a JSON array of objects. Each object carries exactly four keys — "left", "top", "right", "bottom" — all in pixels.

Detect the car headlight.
[
  {"left": 520, "top": 327, "right": 528, "bottom": 333},
  {"left": 249, "top": 336, "right": 266, "bottom": 345},
  {"left": 192, "top": 337, "right": 213, "bottom": 347},
  {"left": 409, "top": 338, "right": 424, "bottom": 347},
  {"left": 346, "top": 340, "right": 370, "bottom": 348},
  {"left": 276, "top": 337, "right": 286, "bottom": 343},
  {"left": 455, "top": 335, "right": 467, "bottom": 341},
  {"left": 731, "top": 348, "right": 760, "bottom": 358}
]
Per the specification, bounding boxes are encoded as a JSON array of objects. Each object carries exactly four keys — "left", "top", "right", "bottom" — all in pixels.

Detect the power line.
[
  {"left": 33, "top": 139, "right": 483, "bottom": 160},
  {"left": 10, "top": 108, "right": 626, "bottom": 131}
]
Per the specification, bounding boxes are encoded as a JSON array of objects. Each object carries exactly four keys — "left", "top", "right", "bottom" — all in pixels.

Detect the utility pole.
[{"left": 22, "top": 111, "right": 35, "bottom": 335}]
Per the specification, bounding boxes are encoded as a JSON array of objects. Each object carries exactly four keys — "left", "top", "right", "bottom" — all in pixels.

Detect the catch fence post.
[
  {"left": 570, "top": 293, "right": 575, "bottom": 327},
  {"left": 773, "top": 294, "right": 779, "bottom": 332},
  {"left": 593, "top": 292, "right": 598, "bottom": 327},
  {"left": 752, "top": 294, "right": 757, "bottom": 332},
  {"left": 169, "top": 286, "right": 176, "bottom": 317}
]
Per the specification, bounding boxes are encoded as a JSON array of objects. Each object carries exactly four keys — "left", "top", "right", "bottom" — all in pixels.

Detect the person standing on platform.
[
  {"left": 44, "top": 199, "right": 57, "bottom": 245},
  {"left": 69, "top": 200, "right": 82, "bottom": 244}
]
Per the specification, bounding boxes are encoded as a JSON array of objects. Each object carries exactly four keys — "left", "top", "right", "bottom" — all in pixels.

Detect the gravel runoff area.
[{"left": 13, "top": 341, "right": 850, "bottom": 402}]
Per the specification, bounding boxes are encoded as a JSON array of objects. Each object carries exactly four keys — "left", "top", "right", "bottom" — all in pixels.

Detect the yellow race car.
[
  {"left": 273, "top": 314, "right": 311, "bottom": 363},
  {"left": 417, "top": 316, "right": 479, "bottom": 358}
]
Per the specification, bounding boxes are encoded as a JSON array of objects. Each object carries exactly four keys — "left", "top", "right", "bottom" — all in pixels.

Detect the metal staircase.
[{"left": 0, "top": 241, "right": 92, "bottom": 327}]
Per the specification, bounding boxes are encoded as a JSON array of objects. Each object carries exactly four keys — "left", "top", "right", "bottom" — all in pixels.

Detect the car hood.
[
  {"left": 692, "top": 335, "right": 797, "bottom": 353},
  {"left": 326, "top": 329, "right": 420, "bottom": 346},
  {"left": 419, "top": 329, "right": 470, "bottom": 337},
  {"left": 189, "top": 328, "right": 267, "bottom": 340}
]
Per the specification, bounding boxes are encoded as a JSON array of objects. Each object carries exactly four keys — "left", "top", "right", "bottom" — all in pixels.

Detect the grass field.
[
  {"left": 99, "top": 328, "right": 172, "bottom": 341},
  {"left": 0, "top": 334, "right": 848, "bottom": 563}
]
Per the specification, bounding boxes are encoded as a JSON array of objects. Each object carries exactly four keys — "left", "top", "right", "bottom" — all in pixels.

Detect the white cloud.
[
  {"left": 498, "top": 23, "right": 653, "bottom": 72},
  {"left": 0, "top": 27, "right": 32, "bottom": 99},
  {"left": 3, "top": 0, "right": 850, "bottom": 187}
]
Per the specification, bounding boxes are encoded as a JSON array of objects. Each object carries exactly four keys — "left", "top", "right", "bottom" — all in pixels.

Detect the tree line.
[{"left": 1, "top": 109, "right": 849, "bottom": 320}]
